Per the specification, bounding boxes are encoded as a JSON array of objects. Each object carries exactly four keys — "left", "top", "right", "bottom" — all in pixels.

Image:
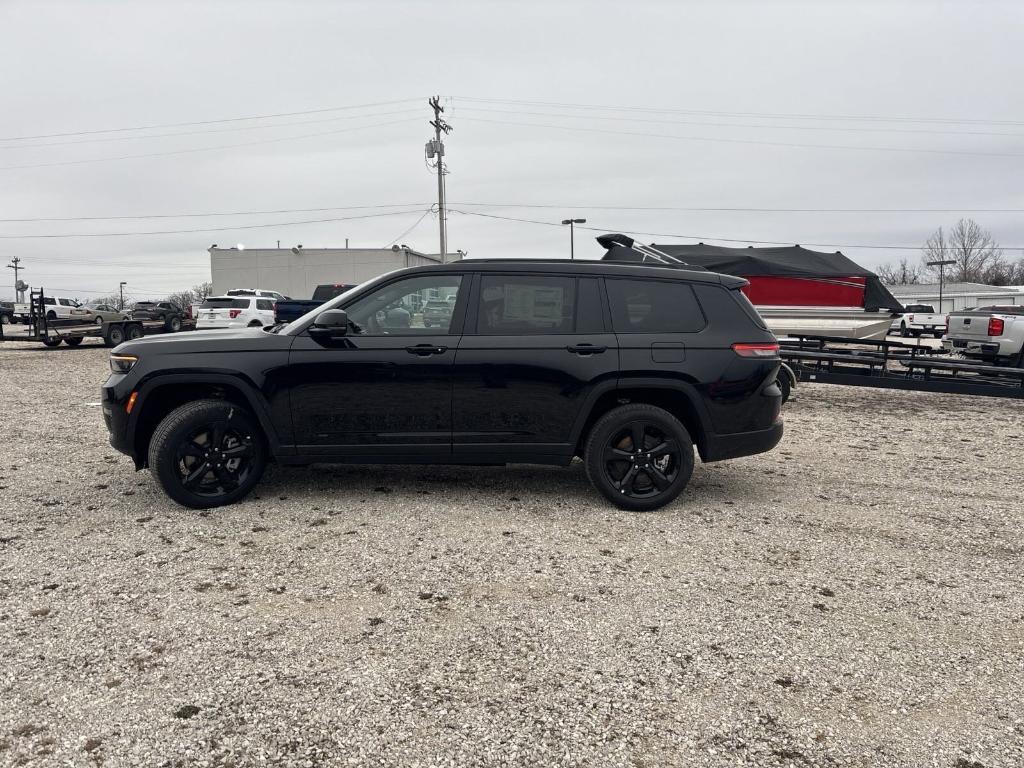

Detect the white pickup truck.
[
  {"left": 890, "top": 304, "right": 947, "bottom": 338},
  {"left": 944, "top": 305, "right": 1024, "bottom": 366}
]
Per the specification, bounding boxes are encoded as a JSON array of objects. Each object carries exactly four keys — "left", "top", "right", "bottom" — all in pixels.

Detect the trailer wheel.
[
  {"left": 165, "top": 315, "right": 182, "bottom": 332},
  {"left": 105, "top": 325, "right": 126, "bottom": 347},
  {"left": 127, "top": 324, "right": 143, "bottom": 340},
  {"left": 64, "top": 336, "right": 83, "bottom": 347},
  {"left": 41, "top": 336, "right": 62, "bottom": 348}
]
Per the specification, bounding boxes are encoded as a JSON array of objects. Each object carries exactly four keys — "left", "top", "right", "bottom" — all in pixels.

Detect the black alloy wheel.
[
  {"left": 585, "top": 403, "right": 694, "bottom": 511},
  {"left": 149, "top": 400, "right": 266, "bottom": 508}
]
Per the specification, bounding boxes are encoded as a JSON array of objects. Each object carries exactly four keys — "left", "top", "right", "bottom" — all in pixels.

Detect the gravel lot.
[{"left": 1, "top": 342, "right": 1021, "bottom": 768}]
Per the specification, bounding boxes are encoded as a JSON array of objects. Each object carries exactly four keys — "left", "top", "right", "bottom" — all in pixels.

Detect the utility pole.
[
  {"left": 119, "top": 281, "right": 127, "bottom": 311},
  {"left": 927, "top": 259, "right": 955, "bottom": 312},
  {"left": 6, "top": 256, "right": 24, "bottom": 301},
  {"left": 426, "top": 96, "right": 452, "bottom": 262}
]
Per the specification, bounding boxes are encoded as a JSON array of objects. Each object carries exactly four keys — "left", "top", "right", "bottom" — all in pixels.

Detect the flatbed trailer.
[
  {"left": 0, "top": 288, "right": 195, "bottom": 348},
  {"left": 781, "top": 335, "right": 1024, "bottom": 399}
]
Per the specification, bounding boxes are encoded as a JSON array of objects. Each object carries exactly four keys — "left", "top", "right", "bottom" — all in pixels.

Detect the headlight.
[{"left": 109, "top": 354, "right": 138, "bottom": 374}]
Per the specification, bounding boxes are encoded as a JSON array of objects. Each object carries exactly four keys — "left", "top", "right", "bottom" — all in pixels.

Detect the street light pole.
[
  {"left": 561, "top": 218, "right": 586, "bottom": 260},
  {"left": 119, "top": 281, "right": 127, "bottom": 311},
  {"left": 926, "top": 259, "right": 955, "bottom": 312}
]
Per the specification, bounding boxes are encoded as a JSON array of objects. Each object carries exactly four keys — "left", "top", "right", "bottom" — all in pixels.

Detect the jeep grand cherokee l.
[{"left": 103, "top": 260, "right": 783, "bottom": 511}]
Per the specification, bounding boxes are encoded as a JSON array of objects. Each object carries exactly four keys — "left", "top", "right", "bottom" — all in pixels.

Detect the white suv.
[
  {"left": 42, "top": 296, "right": 92, "bottom": 321},
  {"left": 197, "top": 296, "right": 276, "bottom": 329}
]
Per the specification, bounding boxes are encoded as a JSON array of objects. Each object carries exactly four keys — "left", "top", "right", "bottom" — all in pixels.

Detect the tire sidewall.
[
  {"left": 149, "top": 400, "right": 266, "bottom": 509},
  {"left": 585, "top": 404, "right": 694, "bottom": 512}
]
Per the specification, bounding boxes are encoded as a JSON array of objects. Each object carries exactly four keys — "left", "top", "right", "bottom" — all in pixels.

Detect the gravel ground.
[{"left": 1, "top": 342, "right": 1021, "bottom": 768}]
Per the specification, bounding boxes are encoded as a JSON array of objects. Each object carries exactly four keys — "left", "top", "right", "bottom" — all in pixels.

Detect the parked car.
[
  {"left": 225, "top": 288, "right": 289, "bottom": 301},
  {"left": 83, "top": 303, "right": 129, "bottom": 324},
  {"left": 890, "top": 303, "right": 947, "bottom": 338},
  {"left": 944, "top": 305, "right": 1024, "bottom": 366},
  {"left": 102, "top": 260, "right": 784, "bottom": 510},
  {"left": 273, "top": 283, "right": 358, "bottom": 324},
  {"left": 131, "top": 301, "right": 185, "bottom": 331},
  {"left": 38, "top": 296, "right": 92, "bottom": 322},
  {"left": 197, "top": 296, "right": 276, "bottom": 329},
  {"left": 422, "top": 299, "right": 454, "bottom": 327}
]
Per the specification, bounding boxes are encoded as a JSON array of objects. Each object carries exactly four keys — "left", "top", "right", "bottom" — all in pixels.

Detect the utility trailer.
[
  {"left": 780, "top": 335, "right": 1024, "bottom": 399},
  {"left": 0, "top": 288, "right": 195, "bottom": 348}
]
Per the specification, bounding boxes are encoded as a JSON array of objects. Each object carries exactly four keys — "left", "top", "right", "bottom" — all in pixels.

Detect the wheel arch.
[
  {"left": 128, "top": 374, "right": 282, "bottom": 468},
  {"left": 572, "top": 378, "right": 713, "bottom": 460}
]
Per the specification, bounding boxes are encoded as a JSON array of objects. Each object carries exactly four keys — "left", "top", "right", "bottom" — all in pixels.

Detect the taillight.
[
  {"left": 945, "top": 315, "right": 949, "bottom": 327},
  {"left": 732, "top": 342, "right": 780, "bottom": 358},
  {"left": 988, "top": 317, "right": 1004, "bottom": 336},
  {"left": 908, "top": 314, "right": 915, "bottom": 323},
  {"left": 229, "top": 309, "right": 242, "bottom": 319},
  {"left": 272, "top": 302, "right": 277, "bottom": 313}
]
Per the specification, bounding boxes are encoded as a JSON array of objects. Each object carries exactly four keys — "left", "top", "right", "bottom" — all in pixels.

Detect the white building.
[
  {"left": 209, "top": 245, "right": 457, "bottom": 298},
  {"left": 887, "top": 282, "right": 1024, "bottom": 313}
]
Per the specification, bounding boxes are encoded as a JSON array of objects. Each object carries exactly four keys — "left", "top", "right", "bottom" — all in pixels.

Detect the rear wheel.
[
  {"left": 148, "top": 399, "right": 266, "bottom": 509},
  {"left": 127, "top": 324, "right": 143, "bottom": 340},
  {"left": 247, "top": 320, "right": 262, "bottom": 327},
  {"left": 64, "top": 336, "right": 83, "bottom": 347},
  {"left": 584, "top": 404, "right": 694, "bottom": 512},
  {"left": 41, "top": 336, "right": 62, "bottom": 348},
  {"left": 166, "top": 315, "right": 183, "bottom": 332},
  {"left": 776, "top": 372, "right": 792, "bottom": 403},
  {"left": 104, "top": 324, "right": 126, "bottom": 347},
  {"left": 95, "top": 316, "right": 104, "bottom": 325},
  {"left": 1, "top": 313, "right": 10, "bottom": 325}
]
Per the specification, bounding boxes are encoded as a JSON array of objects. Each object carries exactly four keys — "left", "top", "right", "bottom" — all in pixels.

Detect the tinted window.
[
  {"left": 201, "top": 298, "right": 249, "bottom": 309},
  {"left": 606, "top": 279, "right": 705, "bottom": 333},
  {"left": 477, "top": 276, "right": 574, "bottom": 335},
  {"left": 59, "top": 299, "right": 72, "bottom": 306},
  {"left": 256, "top": 299, "right": 274, "bottom": 311}
]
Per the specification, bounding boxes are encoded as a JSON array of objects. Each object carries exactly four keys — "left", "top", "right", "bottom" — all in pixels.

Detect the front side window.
[
  {"left": 59, "top": 299, "right": 72, "bottom": 306},
  {"left": 343, "top": 274, "right": 463, "bottom": 335},
  {"left": 606, "top": 279, "right": 705, "bottom": 333},
  {"left": 477, "top": 275, "right": 575, "bottom": 335}
]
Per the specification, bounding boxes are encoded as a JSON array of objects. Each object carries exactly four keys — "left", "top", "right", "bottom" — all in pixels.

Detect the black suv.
[
  {"left": 131, "top": 301, "right": 185, "bottom": 331},
  {"left": 103, "top": 261, "right": 783, "bottom": 511}
]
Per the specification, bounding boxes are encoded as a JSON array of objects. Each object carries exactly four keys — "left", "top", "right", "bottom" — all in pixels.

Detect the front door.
[
  {"left": 287, "top": 273, "right": 467, "bottom": 458},
  {"left": 452, "top": 274, "right": 618, "bottom": 461}
]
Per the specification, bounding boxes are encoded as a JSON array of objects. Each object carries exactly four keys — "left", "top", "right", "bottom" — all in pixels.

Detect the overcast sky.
[{"left": 1, "top": 0, "right": 1023, "bottom": 301}]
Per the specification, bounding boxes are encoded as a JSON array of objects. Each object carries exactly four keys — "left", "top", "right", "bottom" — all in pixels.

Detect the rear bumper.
[
  {"left": 946, "top": 337, "right": 1016, "bottom": 359},
  {"left": 702, "top": 419, "right": 784, "bottom": 462}
]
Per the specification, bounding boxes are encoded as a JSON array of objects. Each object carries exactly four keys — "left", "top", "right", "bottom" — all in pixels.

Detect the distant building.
[
  {"left": 209, "top": 245, "right": 460, "bottom": 298},
  {"left": 887, "top": 282, "right": 1024, "bottom": 313}
]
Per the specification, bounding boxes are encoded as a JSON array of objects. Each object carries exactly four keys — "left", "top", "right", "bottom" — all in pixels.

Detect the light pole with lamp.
[
  {"left": 561, "top": 218, "right": 586, "bottom": 260},
  {"left": 926, "top": 259, "right": 956, "bottom": 313},
  {"left": 119, "top": 281, "right": 127, "bottom": 312}
]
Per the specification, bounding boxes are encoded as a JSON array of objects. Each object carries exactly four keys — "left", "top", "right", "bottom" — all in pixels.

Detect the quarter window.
[
  {"left": 606, "top": 279, "right": 705, "bottom": 333},
  {"left": 477, "top": 275, "right": 575, "bottom": 335}
]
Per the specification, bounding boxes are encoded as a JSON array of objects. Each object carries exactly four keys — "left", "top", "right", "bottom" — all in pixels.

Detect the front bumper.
[{"left": 102, "top": 383, "right": 134, "bottom": 459}]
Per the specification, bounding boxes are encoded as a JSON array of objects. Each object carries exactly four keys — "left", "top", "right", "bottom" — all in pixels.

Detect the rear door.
[{"left": 451, "top": 273, "right": 617, "bottom": 461}]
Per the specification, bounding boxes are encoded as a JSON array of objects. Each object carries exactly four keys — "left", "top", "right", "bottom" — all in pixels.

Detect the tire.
[
  {"left": 148, "top": 399, "right": 266, "bottom": 509},
  {"left": 584, "top": 403, "right": 694, "bottom": 512},
  {"left": 899, "top": 323, "right": 909, "bottom": 337},
  {"left": 166, "top": 315, "right": 183, "bottom": 332},
  {"left": 95, "top": 316, "right": 104, "bottom": 325},
  {"left": 105, "top": 324, "right": 126, "bottom": 347},
  {"left": 0, "top": 313, "right": 10, "bottom": 325},
  {"left": 64, "top": 336, "right": 83, "bottom": 347},
  {"left": 247, "top": 320, "right": 262, "bottom": 328},
  {"left": 46, "top": 311, "right": 57, "bottom": 321},
  {"left": 127, "top": 324, "right": 143, "bottom": 340},
  {"left": 41, "top": 336, "right": 62, "bottom": 348}
]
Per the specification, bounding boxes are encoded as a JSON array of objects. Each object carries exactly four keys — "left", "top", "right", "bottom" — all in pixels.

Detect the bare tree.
[
  {"left": 920, "top": 219, "right": 1001, "bottom": 283},
  {"left": 166, "top": 289, "right": 195, "bottom": 309},
  {"left": 876, "top": 256, "right": 921, "bottom": 285},
  {"left": 192, "top": 281, "right": 214, "bottom": 301}
]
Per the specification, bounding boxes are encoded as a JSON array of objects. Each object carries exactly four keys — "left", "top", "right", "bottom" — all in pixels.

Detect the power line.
[
  {"left": 459, "top": 116, "right": 1024, "bottom": 159},
  {"left": 0, "top": 97, "right": 424, "bottom": 142},
  {"left": 447, "top": 202, "right": 1024, "bottom": 214},
  {"left": 459, "top": 106, "right": 1024, "bottom": 139},
  {"left": 0, "top": 208, "right": 428, "bottom": 239},
  {"left": 454, "top": 96, "right": 1024, "bottom": 128},
  {"left": 386, "top": 206, "right": 437, "bottom": 246},
  {"left": 0, "top": 117, "right": 422, "bottom": 171},
  {"left": 0, "top": 203, "right": 430, "bottom": 223},
  {"left": 448, "top": 208, "right": 1024, "bottom": 252},
  {"left": 0, "top": 108, "right": 423, "bottom": 150}
]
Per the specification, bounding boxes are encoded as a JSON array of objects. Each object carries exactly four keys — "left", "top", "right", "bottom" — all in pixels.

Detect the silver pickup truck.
[{"left": 944, "top": 305, "right": 1024, "bottom": 366}]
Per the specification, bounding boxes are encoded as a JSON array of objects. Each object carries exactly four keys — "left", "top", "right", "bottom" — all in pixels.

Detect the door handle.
[
  {"left": 406, "top": 344, "right": 448, "bottom": 356},
  {"left": 567, "top": 343, "right": 607, "bottom": 355}
]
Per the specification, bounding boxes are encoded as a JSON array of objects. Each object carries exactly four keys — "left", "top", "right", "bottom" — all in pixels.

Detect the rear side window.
[
  {"left": 606, "top": 279, "right": 705, "bottom": 333},
  {"left": 477, "top": 275, "right": 575, "bottom": 334},
  {"left": 256, "top": 299, "right": 273, "bottom": 311},
  {"left": 730, "top": 288, "right": 768, "bottom": 329}
]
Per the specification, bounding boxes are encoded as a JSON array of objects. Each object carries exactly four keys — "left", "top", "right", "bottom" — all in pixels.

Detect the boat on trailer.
[{"left": 597, "top": 234, "right": 902, "bottom": 340}]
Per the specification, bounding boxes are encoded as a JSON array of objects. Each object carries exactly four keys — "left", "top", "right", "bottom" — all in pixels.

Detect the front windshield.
[{"left": 280, "top": 269, "right": 401, "bottom": 335}]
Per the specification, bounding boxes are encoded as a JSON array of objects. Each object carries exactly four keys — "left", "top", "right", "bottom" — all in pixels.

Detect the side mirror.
[{"left": 309, "top": 309, "right": 349, "bottom": 341}]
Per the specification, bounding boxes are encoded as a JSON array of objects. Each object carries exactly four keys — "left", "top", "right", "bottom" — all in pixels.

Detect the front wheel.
[
  {"left": 584, "top": 404, "right": 694, "bottom": 512},
  {"left": 95, "top": 316, "right": 104, "bottom": 325},
  {"left": 41, "top": 335, "right": 62, "bottom": 348},
  {"left": 166, "top": 315, "right": 183, "bottom": 332},
  {"left": 148, "top": 399, "right": 266, "bottom": 509}
]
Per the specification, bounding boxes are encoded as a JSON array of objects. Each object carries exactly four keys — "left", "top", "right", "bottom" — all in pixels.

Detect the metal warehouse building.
[
  {"left": 209, "top": 245, "right": 454, "bottom": 298},
  {"left": 887, "top": 282, "right": 1024, "bottom": 313}
]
